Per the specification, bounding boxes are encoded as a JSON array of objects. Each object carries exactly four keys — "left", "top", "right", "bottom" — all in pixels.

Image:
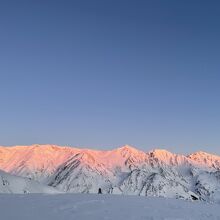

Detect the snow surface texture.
[
  {"left": 0, "top": 145, "right": 220, "bottom": 203},
  {"left": 0, "top": 194, "right": 219, "bottom": 220}
]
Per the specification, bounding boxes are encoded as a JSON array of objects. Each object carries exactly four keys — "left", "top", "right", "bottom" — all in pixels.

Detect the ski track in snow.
[{"left": 0, "top": 193, "right": 220, "bottom": 220}]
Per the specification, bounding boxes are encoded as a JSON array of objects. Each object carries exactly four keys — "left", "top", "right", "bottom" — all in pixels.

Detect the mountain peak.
[
  {"left": 188, "top": 151, "right": 220, "bottom": 161},
  {"left": 115, "top": 145, "right": 145, "bottom": 157},
  {"left": 189, "top": 150, "right": 216, "bottom": 157},
  {"left": 117, "top": 145, "right": 138, "bottom": 151},
  {"left": 149, "top": 149, "right": 175, "bottom": 158},
  {"left": 187, "top": 151, "right": 220, "bottom": 169},
  {"left": 148, "top": 149, "right": 188, "bottom": 166}
]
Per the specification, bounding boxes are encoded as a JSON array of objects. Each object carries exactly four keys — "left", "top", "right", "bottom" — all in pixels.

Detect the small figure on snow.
[{"left": 98, "top": 188, "right": 102, "bottom": 194}]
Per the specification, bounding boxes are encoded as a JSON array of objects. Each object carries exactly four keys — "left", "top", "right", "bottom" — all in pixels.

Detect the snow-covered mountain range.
[{"left": 0, "top": 144, "right": 220, "bottom": 202}]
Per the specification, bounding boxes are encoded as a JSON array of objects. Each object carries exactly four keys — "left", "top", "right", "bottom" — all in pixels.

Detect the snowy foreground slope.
[
  {"left": 0, "top": 194, "right": 219, "bottom": 220},
  {"left": 0, "top": 170, "right": 58, "bottom": 194}
]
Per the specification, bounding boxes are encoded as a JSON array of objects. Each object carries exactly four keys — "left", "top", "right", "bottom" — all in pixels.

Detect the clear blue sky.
[{"left": 0, "top": 0, "right": 220, "bottom": 154}]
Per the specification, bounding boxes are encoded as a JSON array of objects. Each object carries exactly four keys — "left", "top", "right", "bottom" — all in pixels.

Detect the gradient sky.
[{"left": 0, "top": 0, "right": 220, "bottom": 154}]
